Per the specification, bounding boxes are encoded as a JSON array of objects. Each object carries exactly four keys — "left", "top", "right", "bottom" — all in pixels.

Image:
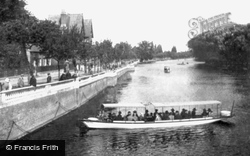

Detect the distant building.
[{"left": 28, "top": 11, "right": 94, "bottom": 72}]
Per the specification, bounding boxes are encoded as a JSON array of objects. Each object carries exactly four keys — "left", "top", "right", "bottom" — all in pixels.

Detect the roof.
[
  {"left": 48, "top": 13, "right": 94, "bottom": 39},
  {"left": 103, "top": 101, "right": 221, "bottom": 108},
  {"left": 84, "top": 19, "right": 94, "bottom": 38},
  {"left": 152, "top": 101, "right": 221, "bottom": 107},
  {"left": 68, "top": 14, "right": 84, "bottom": 32},
  {"left": 103, "top": 103, "right": 146, "bottom": 108}
]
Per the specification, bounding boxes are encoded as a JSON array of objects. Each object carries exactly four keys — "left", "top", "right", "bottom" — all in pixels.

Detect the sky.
[{"left": 25, "top": 0, "right": 250, "bottom": 52}]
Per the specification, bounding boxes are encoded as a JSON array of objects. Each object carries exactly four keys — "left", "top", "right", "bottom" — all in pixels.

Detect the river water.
[{"left": 26, "top": 59, "right": 250, "bottom": 156}]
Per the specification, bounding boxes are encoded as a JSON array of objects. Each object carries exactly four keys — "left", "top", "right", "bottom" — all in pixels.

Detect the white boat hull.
[{"left": 82, "top": 118, "right": 221, "bottom": 129}]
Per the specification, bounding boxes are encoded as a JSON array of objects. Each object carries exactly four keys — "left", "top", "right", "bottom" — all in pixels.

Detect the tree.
[
  {"left": 38, "top": 21, "right": 78, "bottom": 78},
  {"left": 96, "top": 40, "right": 114, "bottom": 69},
  {"left": 155, "top": 45, "right": 163, "bottom": 53},
  {"left": 136, "top": 41, "right": 154, "bottom": 62},
  {"left": 2, "top": 15, "right": 40, "bottom": 71},
  {"left": 0, "top": 0, "right": 28, "bottom": 24},
  {"left": 171, "top": 46, "right": 177, "bottom": 53}
]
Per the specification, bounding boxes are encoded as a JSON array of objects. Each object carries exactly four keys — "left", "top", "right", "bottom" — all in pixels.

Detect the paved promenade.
[{"left": 0, "top": 69, "right": 90, "bottom": 89}]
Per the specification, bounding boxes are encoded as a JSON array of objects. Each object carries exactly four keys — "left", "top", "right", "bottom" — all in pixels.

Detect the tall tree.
[
  {"left": 2, "top": 15, "right": 39, "bottom": 71},
  {"left": 0, "top": 0, "right": 28, "bottom": 24},
  {"left": 136, "top": 41, "right": 154, "bottom": 62},
  {"left": 171, "top": 46, "right": 177, "bottom": 53},
  {"left": 38, "top": 21, "right": 78, "bottom": 78}
]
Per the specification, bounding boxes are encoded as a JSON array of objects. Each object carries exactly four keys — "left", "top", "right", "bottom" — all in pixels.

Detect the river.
[{"left": 25, "top": 59, "right": 250, "bottom": 156}]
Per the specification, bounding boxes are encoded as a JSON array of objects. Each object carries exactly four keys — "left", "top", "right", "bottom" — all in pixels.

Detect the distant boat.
[
  {"left": 164, "top": 66, "right": 170, "bottom": 73},
  {"left": 177, "top": 62, "right": 186, "bottom": 65}
]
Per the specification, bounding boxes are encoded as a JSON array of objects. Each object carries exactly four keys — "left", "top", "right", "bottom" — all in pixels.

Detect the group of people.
[
  {"left": 59, "top": 71, "right": 78, "bottom": 81},
  {"left": 98, "top": 108, "right": 213, "bottom": 122},
  {"left": 0, "top": 69, "right": 80, "bottom": 91}
]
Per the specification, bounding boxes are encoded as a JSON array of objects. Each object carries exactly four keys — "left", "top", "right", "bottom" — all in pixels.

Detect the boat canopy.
[
  {"left": 103, "top": 103, "right": 146, "bottom": 108},
  {"left": 151, "top": 101, "right": 221, "bottom": 107}
]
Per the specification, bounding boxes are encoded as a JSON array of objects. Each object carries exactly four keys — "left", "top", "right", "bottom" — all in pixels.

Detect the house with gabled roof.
[{"left": 28, "top": 11, "right": 94, "bottom": 73}]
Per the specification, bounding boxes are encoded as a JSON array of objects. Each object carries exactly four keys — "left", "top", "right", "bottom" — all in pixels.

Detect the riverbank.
[{"left": 0, "top": 62, "right": 137, "bottom": 143}]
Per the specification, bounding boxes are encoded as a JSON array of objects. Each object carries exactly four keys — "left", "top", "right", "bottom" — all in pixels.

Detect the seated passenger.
[
  {"left": 153, "top": 109, "right": 159, "bottom": 120},
  {"left": 175, "top": 111, "right": 181, "bottom": 119},
  {"left": 126, "top": 111, "right": 133, "bottom": 121},
  {"left": 162, "top": 110, "right": 170, "bottom": 120},
  {"left": 107, "top": 112, "right": 112, "bottom": 122},
  {"left": 132, "top": 110, "right": 139, "bottom": 121},
  {"left": 97, "top": 110, "right": 104, "bottom": 120},
  {"left": 144, "top": 110, "right": 149, "bottom": 120},
  {"left": 155, "top": 113, "right": 162, "bottom": 121},
  {"left": 116, "top": 111, "right": 123, "bottom": 120},
  {"left": 191, "top": 108, "right": 196, "bottom": 118},
  {"left": 207, "top": 108, "right": 213, "bottom": 116},
  {"left": 112, "top": 112, "right": 117, "bottom": 120},
  {"left": 201, "top": 109, "right": 208, "bottom": 117},
  {"left": 169, "top": 112, "right": 175, "bottom": 120},
  {"left": 171, "top": 108, "right": 175, "bottom": 116},
  {"left": 180, "top": 108, "right": 187, "bottom": 119},
  {"left": 138, "top": 113, "right": 144, "bottom": 121},
  {"left": 147, "top": 113, "right": 154, "bottom": 121}
]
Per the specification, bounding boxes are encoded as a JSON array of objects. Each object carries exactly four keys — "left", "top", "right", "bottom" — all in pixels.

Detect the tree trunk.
[
  {"left": 20, "top": 42, "right": 30, "bottom": 72},
  {"left": 84, "top": 59, "right": 87, "bottom": 74},
  {"left": 57, "top": 60, "right": 61, "bottom": 80}
]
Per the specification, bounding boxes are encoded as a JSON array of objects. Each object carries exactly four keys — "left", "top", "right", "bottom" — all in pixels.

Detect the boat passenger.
[
  {"left": 97, "top": 110, "right": 104, "bottom": 120},
  {"left": 147, "top": 113, "right": 154, "bottom": 121},
  {"left": 116, "top": 111, "right": 123, "bottom": 120},
  {"left": 171, "top": 108, "right": 175, "bottom": 116},
  {"left": 180, "top": 109, "right": 187, "bottom": 119},
  {"left": 201, "top": 109, "right": 208, "bottom": 117},
  {"left": 162, "top": 110, "right": 170, "bottom": 120},
  {"left": 191, "top": 108, "right": 196, "bottom": 118},
  {"left": 138, "top": 113, "right": 144, "bottom": 121},
  {"left": 175, "top": 111, "right": 181, "bottom": 119},
  {"left": 169, "top": 112, "right": 175, "bottom": 120},
  {"left": 126, "top": 111, "right": 133, "bottom": 121},
  {"left": 132, "top": 110, "right": 139, "bottom": 121},
  {"left": 207, "top": 108, "right": 213, "bottom": 116},
  {"left": 107, "top": 112, "right": 113, "bottom": 122},
  {"left": 155, "top": 113, "right": 162, "bottom": 121},
  {"left": 153, "top": 109, "right": 159, "bottom": 120},
  {"left": 144, "top": 110, "right": 150, "bottom": 121},
  {"left": 112, "top": 113, "right": 117, "bottom": 120}
]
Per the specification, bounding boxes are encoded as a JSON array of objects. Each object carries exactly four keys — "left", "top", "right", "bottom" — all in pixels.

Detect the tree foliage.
[
  {"left": 188, "top": 24, "right": 250, "bottom": 70},
  {"left": 171, "top": 46, "right": 177, "bottom": 53},
  {"left": 136, "top": 41, "right": 154, "bottom": 62},
  {"left": 0, "top": 0, "right": 28, "bottom": 24}
]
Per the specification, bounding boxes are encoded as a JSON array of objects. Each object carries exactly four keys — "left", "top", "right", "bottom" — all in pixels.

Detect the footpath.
[{"left": 0, "top": 69, "right": 91, "bottom": 89}]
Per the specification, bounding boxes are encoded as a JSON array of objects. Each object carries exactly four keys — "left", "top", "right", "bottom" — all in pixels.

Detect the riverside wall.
[{"left": 0, "top": 63, "right": 136, "bottom": 141}]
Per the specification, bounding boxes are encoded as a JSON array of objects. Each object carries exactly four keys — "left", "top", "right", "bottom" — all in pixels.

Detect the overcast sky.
[{"left": 25, "top": 0, "right": 250, "bottom": 52}]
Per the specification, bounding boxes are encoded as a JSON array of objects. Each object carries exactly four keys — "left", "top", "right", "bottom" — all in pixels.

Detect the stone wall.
[{"left": 0, "top": 63, "right": 136, "bottom": 141}]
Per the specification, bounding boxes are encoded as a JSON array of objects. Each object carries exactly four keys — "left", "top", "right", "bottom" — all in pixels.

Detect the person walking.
[
  {"left": 47, "top": 73, "right": 52, "bottom": 83},
  {"left": 29, "top": 74, "right": 37, "bottom": 87},
  {"left": 17, "top": 74, "right": 25, "bottom": 88}
]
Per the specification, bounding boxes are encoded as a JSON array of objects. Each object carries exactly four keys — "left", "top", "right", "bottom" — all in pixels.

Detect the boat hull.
[{"left": 82, "top": 118, "right": 221, "bottom": 129}]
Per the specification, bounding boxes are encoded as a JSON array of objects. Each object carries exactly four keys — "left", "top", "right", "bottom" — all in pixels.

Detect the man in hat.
[
  {"left": 29, "top": 74, "right": 37, "bottom": 87},
  {"left": 47, "top": 73, "right": 52, "bottom": 83}
]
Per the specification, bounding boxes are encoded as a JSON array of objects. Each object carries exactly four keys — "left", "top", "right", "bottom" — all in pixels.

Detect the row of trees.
[
  {"left": 188, "top": 23, "right": 250, "bottom": 70},
  {"left": 1, "top": 0, "right": 193, "bottom": 79}
]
